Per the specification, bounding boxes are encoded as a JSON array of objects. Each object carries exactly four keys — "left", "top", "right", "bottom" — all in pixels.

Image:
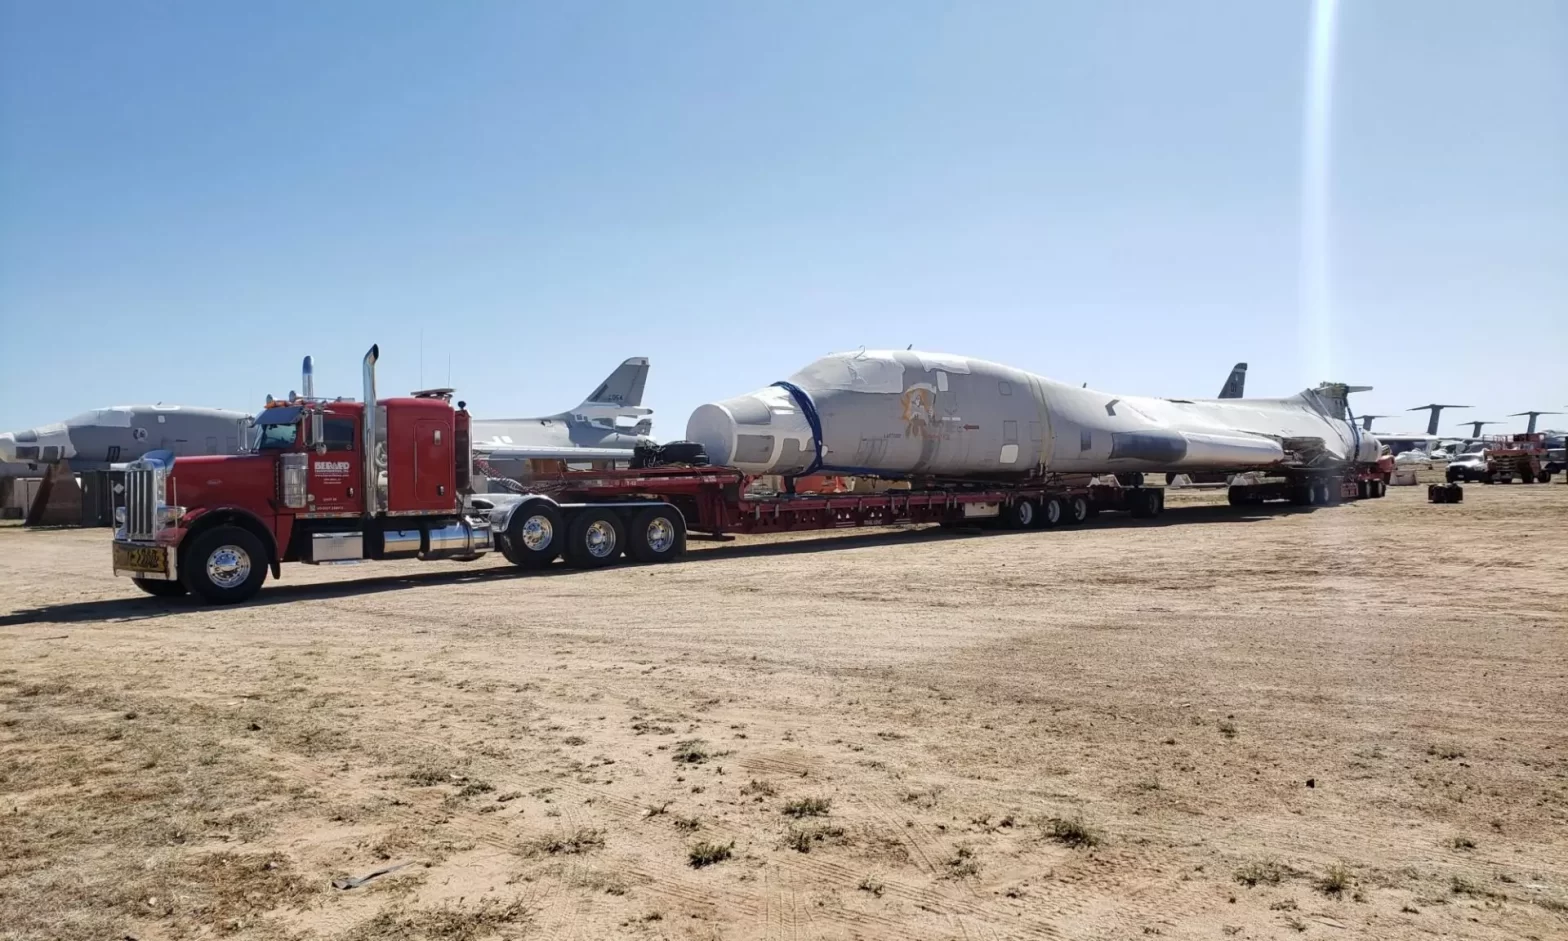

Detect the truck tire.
[
  {"left": 1064, "top": 494, "right": 1090, "bottom": 524},
  {"left": 628, "top": 506, "right": 685, "bottom": 563},
  {"left": 182, "top": 525, "right": 267, "bottom": 604},
  {"left": 133, "top": 577, "right": 187, "bottom": 598},
  {"left": 1040, "top": 496, "right": 1063, "bottom": 527},
  {"left": 564, "top": 509, "right": 625, "bottom": 568},
  {"left": 1227, "top": 487, "right": 1247, "bottom": 506},
  {"left": 501, "top": 501, "right": 564, "bottom": 569},
  {"left": 1538, "top": 471, "right": 1553, "bottom": 484},
  {"left": 1002, "top": 498, "right": 1037, "bottom": 529},
  {"left": 1445, "top": 467, "right": 1460, "bottom": 483},
  {"left": 1129, "top": 488, "right": 1162, "bottom": 519}
]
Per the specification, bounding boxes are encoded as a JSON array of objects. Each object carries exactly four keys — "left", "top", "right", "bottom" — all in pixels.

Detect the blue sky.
[{"left": 1, "top": 1, "right": 1563, "bottom": 437}]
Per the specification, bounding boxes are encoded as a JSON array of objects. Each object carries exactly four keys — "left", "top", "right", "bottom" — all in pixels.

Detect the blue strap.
[
  {"left": 1346, "top": 402, "right": 1362, "bottom": 462},
  {"left": 771, "top": 381, "right": 826, "bottom": 477}
]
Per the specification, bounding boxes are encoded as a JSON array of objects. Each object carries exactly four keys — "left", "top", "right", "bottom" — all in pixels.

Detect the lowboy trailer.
[{"left": 110, "top": 344, "right": 1389, "bottom": 605}]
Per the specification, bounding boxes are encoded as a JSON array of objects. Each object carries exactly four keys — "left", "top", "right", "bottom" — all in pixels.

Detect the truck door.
[{"left": 308, "top": 414, "right": 363, "bottom": 515}]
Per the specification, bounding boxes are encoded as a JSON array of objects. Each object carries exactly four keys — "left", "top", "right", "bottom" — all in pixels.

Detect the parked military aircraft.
[
  {"left": 1217, "top": 363, "right": 1247, "bottom": 399},
  {"left": 689, "top": 349, "right": 1378, "bottom": 481},
  {"left": 471, "top": 357, "right": 654, "bottom": 465},
  {"left": 0, "top": 405, "right": 253, "bottom": 471}
]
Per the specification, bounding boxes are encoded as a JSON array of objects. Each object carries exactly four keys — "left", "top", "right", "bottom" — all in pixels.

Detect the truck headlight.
[
  {"left": 114, "top": 506, "right": 127, "bottom": 525},
  {"left": 159, "top": 506, "right": 185, "bottom": 524}
]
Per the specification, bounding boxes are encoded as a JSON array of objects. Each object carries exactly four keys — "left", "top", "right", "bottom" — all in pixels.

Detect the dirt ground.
[{"left": 2, "top": 473, "right": 1566, "bottom": 941}]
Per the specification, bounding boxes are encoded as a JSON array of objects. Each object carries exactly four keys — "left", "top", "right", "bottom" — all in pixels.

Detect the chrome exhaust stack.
[
  {"left": 302, "top": 355, "right": 315, "bottom": 399},
  {"left": 362, "top": 344, "right": 381, "bottom": 516}
]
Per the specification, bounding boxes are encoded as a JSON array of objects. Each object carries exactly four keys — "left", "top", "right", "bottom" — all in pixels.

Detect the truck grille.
[{"left": 125, "top": 467, "right": 161, "bottom": 540}]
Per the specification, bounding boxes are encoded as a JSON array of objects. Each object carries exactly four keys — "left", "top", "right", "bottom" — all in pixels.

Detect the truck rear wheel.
[
  {"left": 1040, "top": 497, "right": 1063, "bottom": 527},
  {"left": 502, "top": 501, "right": 564, "bottom": 568},
  {"left": 182, "top": 525, "right": 267, "bottom": 604},
  {"left": 133, "top": 577, "right": 187, "bottom": 598},
  {"left": 629, "top": 506, "right": 685, "bottom": 563},
  {"left": 565, "top": 509, "right": 625, "bottom": 568},
  {"left": 1064, "top": 494, "right": 1090, "bottom": 524}
]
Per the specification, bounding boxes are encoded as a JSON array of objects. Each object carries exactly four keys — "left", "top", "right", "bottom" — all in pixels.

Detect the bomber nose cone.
[
  {"left": 686, "top": 402, "right": 739, "bottom": 469},
  {"left": 687, "top": 386, "right": 816, "bottom": 475}
]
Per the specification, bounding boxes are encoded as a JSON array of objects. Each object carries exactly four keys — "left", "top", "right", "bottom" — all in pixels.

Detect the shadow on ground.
[{"left": 0, "top": 502, "right": 1312, "bottom": 626}]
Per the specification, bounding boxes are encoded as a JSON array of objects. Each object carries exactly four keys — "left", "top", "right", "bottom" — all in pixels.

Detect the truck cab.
[{"left": 111, "top": 347, "right": 495, "bottom": 603}]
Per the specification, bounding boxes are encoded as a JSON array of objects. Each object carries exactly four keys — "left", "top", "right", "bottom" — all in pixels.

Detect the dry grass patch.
[
  {"left": 1234, "top": 859, "right": 1288, "bottom": 887},
  {"left": 340, "top": 897, "right": 530, "bottom": 940},
  {"left": 782, "top": 796, "right": 831, "bottom": 818},
  {"left": 671, "top": 739, "right": 711, "bottom": 764},
  {"left": 1044, "top": 815, "right": 1100, "bottom": 848},
  {"left": 688, "top": 841, "right": 734, "bottom": 868},
  {"left": 521, "top": 828, "right": 605, "bottom": 857}
]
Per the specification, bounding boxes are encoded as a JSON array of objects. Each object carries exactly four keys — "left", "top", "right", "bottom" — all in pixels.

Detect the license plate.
[{"left": 114, "top": 543, "right": 169, "bottom": 577}]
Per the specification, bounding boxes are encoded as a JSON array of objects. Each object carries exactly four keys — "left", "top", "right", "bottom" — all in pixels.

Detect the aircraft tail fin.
[
  {"left": 1218, "top": 363, "right": 1247, "bottom": 399},
  {"left": 579, "top": 358, "right": 650, "bottom": 410}
]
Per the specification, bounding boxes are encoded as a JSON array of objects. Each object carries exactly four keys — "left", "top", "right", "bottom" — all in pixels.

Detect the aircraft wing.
[{"left": 473, "top": 444, "right": 639, "bottom": 462}]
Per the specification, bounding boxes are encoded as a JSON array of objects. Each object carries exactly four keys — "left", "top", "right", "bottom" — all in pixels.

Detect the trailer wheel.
[
  {"left": 1227, "top": 487, "right": 1247, "bottom": 506},
  {"left": 182, "top": 525, "right": 267, "bottom": 604},
  {"left": 1129, "top": 489, "right": 1162, "bottom": 519},
  {"left": 1039, "top": 496, "right": 1063, "bottom": 527},
  {"left": 1001, "top": 498, "right": 1037, "bottom": 529},
  {"left": 564, "top": 509, "right": 625, "bottom": 568},
  {"left": 629, "top": 506, "right": 685, "bottom": 563},
  {"left": 1064, "top": 495, "right": 1090, "bottom": 524},
  {"left": 133, "top": 577, "right": 188, "bottom": 598},
  {"left": 501, "top": 501, "right": 564, "bottom": 568}
]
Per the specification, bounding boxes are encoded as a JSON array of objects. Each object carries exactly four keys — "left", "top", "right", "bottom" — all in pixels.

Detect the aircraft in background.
[
  {"left": 0, "top": 405, "right": 253, "bottom": 471},
  {"left": 471, "top": 357, "right": 654, "bottom": 467},
  {"left": 1408, "top": 403, "right": 1469, "bottom": 436},
  {"left": 1217, "top": 362, "right": 1247, "bottom": 399}
]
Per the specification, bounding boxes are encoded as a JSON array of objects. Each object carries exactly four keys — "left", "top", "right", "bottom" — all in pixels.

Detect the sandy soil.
[{"left": 2, "top": 474, "right": 1566, "bottom": 941}]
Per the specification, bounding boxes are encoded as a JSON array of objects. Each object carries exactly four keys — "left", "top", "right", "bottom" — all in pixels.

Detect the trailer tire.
[
  {"left": 1040, "top": 497, "right": 1063, "bottom": 527},
  {"left": 1002, "top": 498, "right": 1038, "bottom": 529},
  {"left": 564, "top": 509, "right": 625, "bottom": 568},
  {"left": 182, "top": 525, "right": 268, "bottom": 604},
  {"left": 133, "top": 577, "right": 187, "bottom": 598},
  {"left": 1129, "top": 489, "right": 1162, "bottom": 519},
  {"left": 1227, "top": 487, "right": 1247, "bottom": 506},
  {"left": 1064, "top": 495, "right": 1090, "bottom": 525},
  {"left": 502, "top": 501, "right": 564, "bottom": 569},
  {"left": 628, "top": 506, "right": 685, "bottom": 563}
]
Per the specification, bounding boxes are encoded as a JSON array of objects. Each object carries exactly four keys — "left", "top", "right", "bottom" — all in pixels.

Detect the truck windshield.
[{"left": 254, "top": 406, "right": 303, "bottom": 451}]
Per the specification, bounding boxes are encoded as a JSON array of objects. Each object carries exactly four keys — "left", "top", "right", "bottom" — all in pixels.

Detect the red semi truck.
[{"left": 111, "top": 346, "right": 1383, "bottom": 604}]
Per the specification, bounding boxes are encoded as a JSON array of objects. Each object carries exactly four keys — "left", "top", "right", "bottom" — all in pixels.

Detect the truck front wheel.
[
  {"left": 133, "top": 577, "right": 187, "bottom": 598},
  {"left": 501, "top": 502, "right": 564, "bottom": 569},
  {"left": 182, "top": 525, "right": 267, "bottom": 604}
]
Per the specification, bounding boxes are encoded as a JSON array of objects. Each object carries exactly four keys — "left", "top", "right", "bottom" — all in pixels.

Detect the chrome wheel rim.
[
  {"left": 645, "top": 517, "right": 675, "bottom": 553},
  {"left": 1017, "top": 502, "right": 1035, "bottom": 526},
  {"left": 206, "top": 545, "right": 251, "bottom": 589},
  {"left": 1045, "top": 501, "right": 1061, "bottom": 524},
  {"left": 585, "top": 520, "right": 617, "bottom": 558},
  {"left": 520, "top": 515, "right": 553, "bottom": 551}
]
